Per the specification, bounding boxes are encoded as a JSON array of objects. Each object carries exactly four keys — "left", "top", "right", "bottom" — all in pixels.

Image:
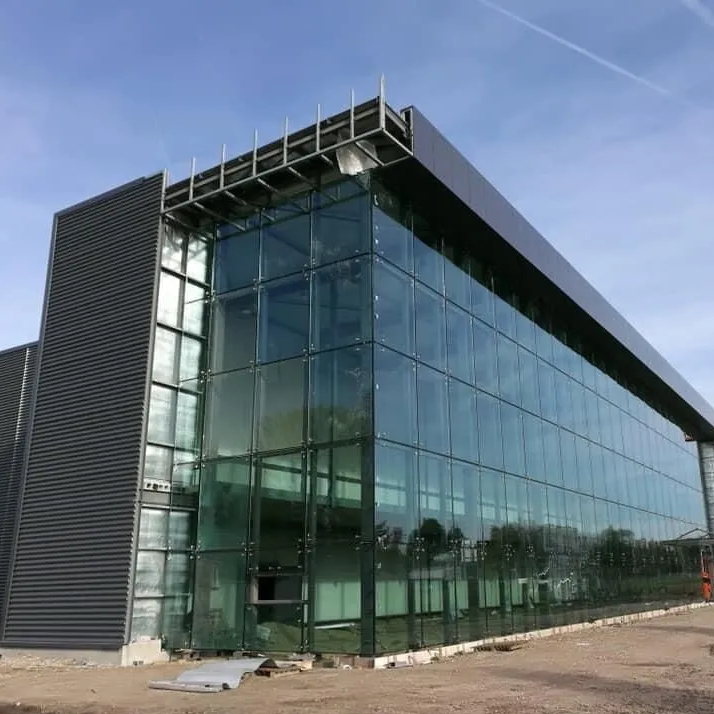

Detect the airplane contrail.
[
  {"left": 679, "top": 0, "right": 714, "bottom": 29},
  {"left": 475, "top": 0, "right": 696, "bottom": 108}
]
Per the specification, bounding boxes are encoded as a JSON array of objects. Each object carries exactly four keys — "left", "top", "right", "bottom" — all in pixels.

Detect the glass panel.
[
  {"left": 311, "top": 444, "right": 365, "bottom": 653},
  {"left": 417, "top": 364, "right": 450, "bottom": 455},
  {"left": 494, "top": 293, "right": 516, "bottom": 340},
  {"left": 152, "top": 327, "right": 179, "bottom": 384},
  {"left": 374, "top": 346, "right": 418, "bottom": 446},
  {"left": 418, "top": 451, "right": 451, "bottom": 527},
  {"left": 413, "top": 217, "right": 444, "bottom": 294},
  {"left": 162, "top": 226, "right": 185, "bottom": 272},
  {"left": 372, "top": 190, "right": 413, "bottom": 274},
  {"left": 186, "top": 234, "right": 209, "bottom": 282},
  {"left": 148, "top": 385, "right": 176, "bottom": 444},
  {"left": 312, "top": 194, "right": 370, "bottom": 266},
  {"left": 131, "top": 598, "right": 163, "bottom": 641},
  {"left": 497, "top": 335, "right": 520, "bottom": 405},
  {"left": 373, "top": 257, "right": 415, "bottom": 356},
  {"left": 538, "top": 360, "right": 558, "bottom": 423},
  {"left": 519, "top": 348, "right": 540, "bottom": 415},
  {"left": 555, "top": 372, "right": 574, "bottom": 431},
  {"left": 169, "top": 511, "right": 193, "bottom": 551},
  {"left": 309, "top": 345, "right": 372, "bottom": 443},
  {"left": 415, "top": 452, "right": 452, "bottom": 646},
  {"left": 245, "top": 603, "right": 304, "bottom": 653},
  {"left": 192, "top": 551, "right": 247, "bottom": 649},
  {"left": 542, "top": 421, "right": 563, "bottom": 487},
  {"left": 255, "top": 357, "right": 306, "bottom": 452},
  {"left": 313, "top": 444, "right": 363, "bottom": 538},
  {"left": 449, "top": 379, "right": 478, "bottom": 463},
  {"left": 197, "top": 458, "right": 251, "bottom": 550},
  {"left": 261, "top": 214, "right": 310, "bottom": 280},
  {"left": 138, "top": 508, "right": 168, "bottom": 549},
  {"left": 501, "top": 402, "right": 525, "bottom": 477},
  {"left": 204, "top": 369, "right": 255, "bottom": 457},
  {"left": 144, "top": 445, "right": 172, "bottom": 482},
  {"left": 215, "top": 229, "right": 260, "bottom": 292},
  {"left": 451, "top": 460, "right": 480, "bottom": 542},
  {"left": 535, "top": 323, "right": 554, "bottom": 364},
  {"left": 559, "top": 429, "right": 578, "bottom": 491},
  {"left": 477, "top": 392, "right": 503, "bottom": 470},
  {"left": 515, "top": 304, "right": 536, "bottom": 353},
  {"left": 134, "top": 551, "right": 165, "bottom": 596},
  {"left": 157, "top": 271, "right": 181, "bottom": 327},
  {"left": 375, "top": 440, "right": 418, "bottom": 538},
  {"left": 523, "top": 413, "right": 545, "bottom": 481},
  {"left": 471, "top": 272, "right": 494, "bottom": 327},
  {"left": 444, "top": 256, "right": 471, "bottom": 311},
  {"left": 211, "top": 288, "right": 257, "bottom": 373},
  {"left": 258, "top": 273, "right": 310, "bottom": 364},
  {"left": 173, "top": 458, "right": 198, "bottom": 489},
  {"left": 473, "top": 320, "right": 499, "bottom": 395},
  {"left": 175, "top": 390, "right": 200, "bottom": 453},
  {"left": 183, "top": 282, "right": 206, "bottom": 335},
  {"left": 415, "top": 283, "right": 447, "bottom": 372},
  {"left": 179, "top": 336, "right": 203, "bottom": 382},
  {"left": 375, "top": 540, "right": 413, "bottom": 653},
  {"left": 480, "top": 467, "right": 507, "bottom": 631},
  {"left": 311, "top": 257, "right": 371, "bottom": 352},
  {"left": 315, "top": 177, "right": 365, "bottom": 205},
  {"left": 165, "top": 553, "right": 191, "bottom": 597},
  {"left": 446, "top": 303, "right": 475, "bottom": 384}
]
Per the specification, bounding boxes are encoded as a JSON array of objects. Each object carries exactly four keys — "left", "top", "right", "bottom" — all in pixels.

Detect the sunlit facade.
[{"left": 134, "top": 173, "right": 705, "bottom": 656}]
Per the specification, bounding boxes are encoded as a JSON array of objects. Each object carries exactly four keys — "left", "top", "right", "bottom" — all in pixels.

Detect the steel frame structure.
[{"left": 162, "top": 80, "right": 413, "bottom": 229}]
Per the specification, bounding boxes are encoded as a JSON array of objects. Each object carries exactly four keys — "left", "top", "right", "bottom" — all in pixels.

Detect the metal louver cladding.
[
  {"left": 2, "top": 174, "right": 164, "bottom": 649},
  {"left": 0, "top": 343, "right": 37, "bottom": 633}
]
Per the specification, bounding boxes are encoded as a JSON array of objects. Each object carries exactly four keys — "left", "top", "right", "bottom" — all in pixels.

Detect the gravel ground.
[{"left": 2, "top": 606, "right": 714, "bottom": 714}]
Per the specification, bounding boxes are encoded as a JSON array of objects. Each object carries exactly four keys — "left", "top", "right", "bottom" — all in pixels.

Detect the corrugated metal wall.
[
  {"left": 2, "top": 175, "right": 164, "bottom": 649},
  {"left": 0, "top": 343, "right": 37, "bottom": 632}
]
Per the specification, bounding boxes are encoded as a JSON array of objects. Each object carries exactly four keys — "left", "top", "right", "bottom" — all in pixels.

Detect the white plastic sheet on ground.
[{"left": 148, "top": 657, "right": 275, "bottom": 693}]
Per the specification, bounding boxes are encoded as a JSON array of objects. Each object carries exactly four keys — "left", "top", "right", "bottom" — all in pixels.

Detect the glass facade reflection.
[{"left": 134, "top": 175, "right": 706, "bottom": 656}]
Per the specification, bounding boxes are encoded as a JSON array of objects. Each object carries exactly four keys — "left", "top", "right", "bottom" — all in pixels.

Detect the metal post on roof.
[
  {"left": 316, "top": 103, "right": 321, "bottom": 152},
  {"left": 189, "top": 157, "right": 196, "bottom": 200},
  {"left": 378, "top": 74, "right": 386, "bottom": 130},
  {"left": 283, "top": 117, "right": 289, "bottom": 165},
  {"left": 349, "top": 89, "right": 355, "bottom": 139},
  {"left": 219, "top": 144, "right": 226, "bottom": 189},
  {"left": 252, "top": 129, "right": 258, "bottom": 176}
]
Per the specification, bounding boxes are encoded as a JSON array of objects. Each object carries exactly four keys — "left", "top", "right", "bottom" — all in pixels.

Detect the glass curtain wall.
[
  {"left": 140, "top": 174, "right": 705, "bottom": 656},
  {"left": 131, "top": 225, "right": 210, "bottom": 645},
  {"left": 370, "top": 179, "right": 705, "bottom": 654},
  {"left": 193, "top": 179, "right": 374, "bottom": 655}
]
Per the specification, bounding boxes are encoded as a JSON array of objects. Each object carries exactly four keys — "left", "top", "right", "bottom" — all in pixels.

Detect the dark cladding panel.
[
  {"left": 408, "top": 106, "right": 714, "bottom": 434},
  {"left": 2, "top": 175, "right": 164, "bottom": 649},
  {"left": 0, "top": 344, "right": 37, "bottom": 632}
]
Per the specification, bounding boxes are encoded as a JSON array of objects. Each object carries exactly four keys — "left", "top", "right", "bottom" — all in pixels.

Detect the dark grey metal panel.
[
  {"left": 0, "top": 343, "right": 37, "bottom": 632},
  {"left": 408, "top": 106, "right": 714, "bottom": 435},
  {"left": 2, "top": 174, "right": 164, "bottom": 649}
]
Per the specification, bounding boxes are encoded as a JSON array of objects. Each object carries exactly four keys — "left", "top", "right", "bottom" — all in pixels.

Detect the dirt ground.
[{"left": 3, "top": 607, "right": 714, "bottom": 714}]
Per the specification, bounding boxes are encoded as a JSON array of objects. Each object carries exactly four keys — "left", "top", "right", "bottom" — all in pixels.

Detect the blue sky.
[{"left": 1, "top": 0, "right": 713, "bottom": 402}]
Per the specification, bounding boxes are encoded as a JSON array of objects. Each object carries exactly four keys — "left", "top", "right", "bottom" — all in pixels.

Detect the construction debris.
[
  {"left": 474, "top": 642, "right": 525, "bottom": 653},
  {"left": 148, "top": 657, "right": 299, "bottom": 693}
]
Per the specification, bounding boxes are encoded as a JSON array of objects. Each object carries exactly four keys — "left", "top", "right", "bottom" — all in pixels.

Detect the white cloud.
[{"left": 679, "top": 0, "right": 714, "bottom": 29}]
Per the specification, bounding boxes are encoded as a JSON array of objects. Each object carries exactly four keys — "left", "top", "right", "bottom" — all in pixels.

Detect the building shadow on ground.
[{"left": 495, "top": 666, "right": 714, "bottom": 713}]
